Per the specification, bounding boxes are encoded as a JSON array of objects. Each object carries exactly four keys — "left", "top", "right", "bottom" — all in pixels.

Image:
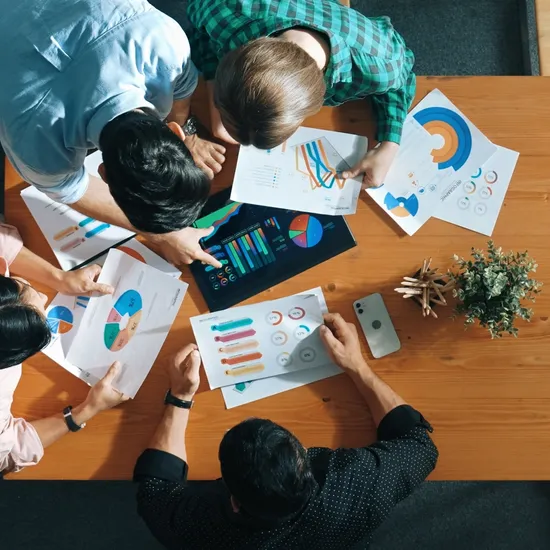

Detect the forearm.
[
  {"left": 350, "top": 363, "right": 406, "bottom": 427},
  {"left": 71, "top": 176, "right": 135, "bottom": 231},
  {"left": 167, "top": 97, "right": 192, "bottom": 126},
  {"left": 10, "top": 246, "right": 64, "bottom": 289},
  {"left": 30, "top": 401, "right": 97, "bottom": 449},
  {"left": 149, "top": 406, "right": 190, "bottom": 462}
]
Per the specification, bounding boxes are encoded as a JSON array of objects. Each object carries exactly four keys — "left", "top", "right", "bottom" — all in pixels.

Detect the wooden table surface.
[{"left": 5, "top": 77, "right": 550, "bottom": 480}]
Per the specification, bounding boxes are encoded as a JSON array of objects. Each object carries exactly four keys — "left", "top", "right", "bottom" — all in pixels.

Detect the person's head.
[
  {"left": 0, "top": 275, "right": 50, "bottom": 370},
  {"left": 219, "top": 418, "right": 317, "bottom": 522},
  {"left": 214, "top": 38, "right": 326, "bottom": 149},
  {"left": 98, "top": 109, "right": 210, "bottom": 234}
]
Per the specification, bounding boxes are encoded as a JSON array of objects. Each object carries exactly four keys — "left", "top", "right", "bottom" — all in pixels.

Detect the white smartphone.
[{"left": 353, "top": 293, "right": 401, "bottom": 358}]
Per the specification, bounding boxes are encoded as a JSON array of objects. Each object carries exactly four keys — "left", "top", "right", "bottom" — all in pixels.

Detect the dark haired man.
[
  {"left": 0, "top": 0, "right": 226, "bottom": 267},
  {"left": 135, "top": 314, "right": 438, "bottom": 549}
]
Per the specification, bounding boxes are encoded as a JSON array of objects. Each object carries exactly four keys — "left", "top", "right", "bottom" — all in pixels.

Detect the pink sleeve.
[
  {"left": 0, "top": 416, "right": 44, "bottom": 474},
  {"left": 0, "top": 223, "right": 23, "bottom": 266}
]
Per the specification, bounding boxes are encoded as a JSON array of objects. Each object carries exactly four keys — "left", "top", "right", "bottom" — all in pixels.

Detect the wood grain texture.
[{"left": 5, "top": 77, "right": 550, "bottom": 480}]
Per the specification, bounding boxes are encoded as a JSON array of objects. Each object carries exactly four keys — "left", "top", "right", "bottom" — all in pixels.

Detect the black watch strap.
[
  {"left": 164, "top": 390, "right": 194, "bottom": 409},
  {"left": 63, "top": 406, "right": 85, "bottom": 432}
]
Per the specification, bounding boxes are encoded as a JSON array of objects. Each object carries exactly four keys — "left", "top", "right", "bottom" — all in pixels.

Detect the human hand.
[
  {"left": 320, "top": 313, "right": 368, "bottom": 374},
  {"left": 166, "top": 343, "right": 202, "bottom": 401},
  {"left": 55, "top": 264, "right": 114, "bottom": 296},
  {"left": 342, "top": 141, "right": 399, "bottom": 189},
  {"left": 83, "top": 362, "right": 129, "bottom": 415},
  {"left": 184, "top": 134, "right": 226, "bottom": 179},
  {"left": 151, "top": 227, "right": 222, "bottom": 268},
  {"left": 210, "top": 107, "right": 239, "bottom": 145}
]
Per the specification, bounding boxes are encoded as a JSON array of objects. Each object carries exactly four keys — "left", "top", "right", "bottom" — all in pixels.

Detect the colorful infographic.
[
  {"left": 192, "top": 191, "right": 356, "bottom": 311},
  {"left": 47, "top": 306, "right": 74, "bottom": 335},
  {"left": 413, "top": 107, "right": 473, "bottom": 171},
  {"left": 104, "top": 290, "right": 143, "bottom": 352},
  {"left": 289, "top": 215, "right": 323, "bottom": 248},
  {"left": 231, "top": 126, "right": 367, "bottom": 215},
  {"left": 295, "top": 137, "right": 348, "bottom": 191},
  {"left": 366, "top": 89, "right": 497, "bottom": 236},
  {"left": 191, "top": 294, "right": 331, "bottom": 389},
  {"left": 436, "top": 145, "right": 519, "bottom": 236}
]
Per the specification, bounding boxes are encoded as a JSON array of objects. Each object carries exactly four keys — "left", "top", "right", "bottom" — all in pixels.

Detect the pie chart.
[
  {"left": 288, "top": 215, "right": 323, "bottom": 248},
  {"left": 47, "top": 306, "right": 74, "bottom": 334},
  {"left": 104, "top": 289, "right": 143, "bottom": 352},
  {"left": 117, "top": 246, "right": 146, "bottom": 263}
]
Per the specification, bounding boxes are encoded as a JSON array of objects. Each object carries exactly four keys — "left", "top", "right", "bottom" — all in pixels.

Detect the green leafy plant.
[{"left": 449, "top": 241, "right": 542, "bottom": 339}]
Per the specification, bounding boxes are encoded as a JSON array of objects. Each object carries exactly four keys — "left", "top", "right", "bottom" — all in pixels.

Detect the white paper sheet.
[
  {"left": 42, "top": 241, "right": 181, "bottom": 385},
  {"left": 231, "top": 127, "right": 367, "bottom": 215},
  {"left": 435, "top": 146, "right": 519, "bottom": 236},
  {"left": 192, "top": 294, "right": 332, "bottom": 389},
  {"left": 57, "top": 250, "right": 188, "bottom": 398},
  {"left": 21, "top": 186, "right": 134, "bottom": 270},
  {"left": 220, "top": 287, "right": 341, "bottom": 409},
  {"left": 94, "top": 238, "right": 181, "bottom": 278},
  {"left": 367, "top": 89, "right": 497, "bottom": 235}
]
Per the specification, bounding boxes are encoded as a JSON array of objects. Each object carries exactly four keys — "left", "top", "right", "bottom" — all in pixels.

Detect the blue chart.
[
  {"left": 384, "top": 193, "right": 419, "bottom": 218},
  {"left": 47, "top": 306, "right": 74, "bottom": 334},
  {"left": 224, "top": 227, "right": 276, "bottom": 277},
  {"left": 288, "top": 215, "right": 323, "bottom": 248},
  {"left": 295, "top": 138, "right": 347, "bottom": 190},
  {"left": 413, "top": 107, "right": 473, "bottom": 171}
]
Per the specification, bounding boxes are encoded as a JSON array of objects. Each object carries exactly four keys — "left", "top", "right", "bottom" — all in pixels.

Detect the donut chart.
[
  {"left": 288, "top": 215, "right": 323, "bottom": 248},
  {"left": 384, "top": 192, "right": 419, "bottom": 218},
  {"left": 47, "top": 306, "right": 74, "bottom": 334},
  {"left": 413, "top": 106, "right": 473, "bottom": 171},
  {"left": 104, "top": 290, "right": 143, "bottom": 352}
]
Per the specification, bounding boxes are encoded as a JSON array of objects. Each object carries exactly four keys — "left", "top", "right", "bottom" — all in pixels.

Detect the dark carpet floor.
[{"left": 2, "top": 481, "right": 550, "bottom": 549}]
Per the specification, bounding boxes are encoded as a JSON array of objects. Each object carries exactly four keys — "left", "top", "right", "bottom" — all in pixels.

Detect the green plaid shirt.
[{"left": 187, "top": 0, "right": 415, "bottom": 144}]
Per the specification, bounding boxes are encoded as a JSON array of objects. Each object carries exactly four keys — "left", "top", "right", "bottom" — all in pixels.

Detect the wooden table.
[{"left": 5, "top": 77, "right": 550, "bottom": 480}]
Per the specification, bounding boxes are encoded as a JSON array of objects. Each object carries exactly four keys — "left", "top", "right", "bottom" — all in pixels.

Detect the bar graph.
[{"left": 224, "top": 227, "right": 276, "bottom": 276}]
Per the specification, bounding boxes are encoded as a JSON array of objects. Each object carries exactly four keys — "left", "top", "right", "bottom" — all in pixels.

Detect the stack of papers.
[
  {"left": 231, "top": 127, "right": 368, "bottom": 215},
  {"left": 191, "top": 288, "right": 341, "bottom": 409},
  {"left": 43, "top": 249, "right": 187, "bottom": 398},
  {"left": 367, "top": 89, "right": 519, "bottom": 236}
]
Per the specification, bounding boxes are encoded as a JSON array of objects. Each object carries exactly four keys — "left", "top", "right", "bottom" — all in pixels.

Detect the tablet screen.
[{"left": 190, "top": 189, "right": 356, "bottom": 311}]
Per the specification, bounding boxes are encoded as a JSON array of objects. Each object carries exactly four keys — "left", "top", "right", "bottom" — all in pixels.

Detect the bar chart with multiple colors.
[{"left": 224, "top": 227, "right": 276, "bottom": 276}]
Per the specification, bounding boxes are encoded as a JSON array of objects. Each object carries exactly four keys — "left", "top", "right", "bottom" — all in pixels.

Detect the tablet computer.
[{"left": 190, "top": 188, "right": 356, "bottom": 311}]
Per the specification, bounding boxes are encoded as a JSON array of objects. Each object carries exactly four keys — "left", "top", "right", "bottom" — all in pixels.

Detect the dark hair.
[
  {"left": 0, "top": 276, "right": 51, "bottom": 370},
  {"left": 219, "top": 418, "right": 316, "bottom": 522},
  {"left": 214, "top": 37, "right": 326, "bottom": 149},
  {"left": 99, "top": 110, "right": 210, "bottom": 233}
]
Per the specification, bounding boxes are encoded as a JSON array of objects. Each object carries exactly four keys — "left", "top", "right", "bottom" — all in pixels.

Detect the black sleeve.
[
  {"left": 308, "top": 405, "right": 438, "bottom": 536},
  {"left": 133, "top": 449, "right": 193, "bottom": 549}
]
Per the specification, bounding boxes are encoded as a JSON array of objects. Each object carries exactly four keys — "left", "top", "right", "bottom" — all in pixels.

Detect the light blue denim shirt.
[{"left": 0, "top": 0, "right": 198, "bottom": 204}]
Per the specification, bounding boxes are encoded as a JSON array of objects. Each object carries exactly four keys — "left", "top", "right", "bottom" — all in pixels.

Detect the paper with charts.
[
  {"left": 230, "top": 127, "right": 368, "bottom": 215},
  {"left": 435, "top": 146, "right": 519, "bottom": 236},
  {"left": 21, "top": 186, "right": 134, "bottom": 270},
  {"left": 42, "top": 241, "right": 182, "bottom": 386},
  {"left": 367, "top": 89, "right": 497, "bottom": 235},
  {"left": 43, "top": 249, "right": 188, "bottom": 398},
  {"left": 191, "top": 294, "right": 332, "bottom": 389},
  {"left": 221, "top": 287, "right": 341, "bottom": 409}
]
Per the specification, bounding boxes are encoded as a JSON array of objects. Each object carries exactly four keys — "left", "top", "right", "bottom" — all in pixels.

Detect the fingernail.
[{"left": 191, "top": 350, "right": 200, "bottom": 357}]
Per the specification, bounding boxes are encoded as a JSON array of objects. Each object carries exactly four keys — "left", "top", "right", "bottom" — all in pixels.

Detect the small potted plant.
[{"left": 449, "top": 241, "right": 542, "bottom": 338}]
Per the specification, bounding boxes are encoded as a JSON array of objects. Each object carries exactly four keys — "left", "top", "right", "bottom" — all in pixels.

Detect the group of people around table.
[{"left": 0, "top": 0, "right": 438, "bottom": 547}]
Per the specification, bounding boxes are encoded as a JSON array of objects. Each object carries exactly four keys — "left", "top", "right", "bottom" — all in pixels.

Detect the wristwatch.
[
  {"left": 182, "top": 115, "right": 198, "bottom": 137},
  {"left": 164, "top": 390, "right": 194, "bottom": 409},
  {"left": 63, "top": 406, "right": 86, "bottom": 432}
]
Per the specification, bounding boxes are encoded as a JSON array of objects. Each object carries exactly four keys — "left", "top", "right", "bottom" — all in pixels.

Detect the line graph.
[{"left": 295, "top": 137, "right": 348, "bottom": 191}]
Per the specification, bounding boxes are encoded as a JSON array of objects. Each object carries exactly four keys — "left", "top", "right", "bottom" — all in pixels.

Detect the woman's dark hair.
[
  {"left": 219, "top": 418, "right": 317, "bottom": 523},
  {"left": 0, "top": 276, "right": 51, "bottom": 370},
  {"left": 99, "top": 109, "right": 210, "bottom": 234}
]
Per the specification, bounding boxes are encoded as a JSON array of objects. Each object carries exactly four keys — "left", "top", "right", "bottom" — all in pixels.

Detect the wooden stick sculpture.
[{"left": 394, "top": 258, "right": 455, "bottom": 319}]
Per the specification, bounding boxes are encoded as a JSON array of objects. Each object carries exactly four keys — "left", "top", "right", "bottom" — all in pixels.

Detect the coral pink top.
[{"left": 0, "top": 224, "right": 44, "bottom": 473}]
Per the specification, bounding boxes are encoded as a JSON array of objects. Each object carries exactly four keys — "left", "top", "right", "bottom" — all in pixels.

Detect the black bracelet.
[
  {"left": 164, "top": 390, "right": 194, "bottom": 409},
  {"left": 63, "top": 406, "right": 86, "bottom": 432}
]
